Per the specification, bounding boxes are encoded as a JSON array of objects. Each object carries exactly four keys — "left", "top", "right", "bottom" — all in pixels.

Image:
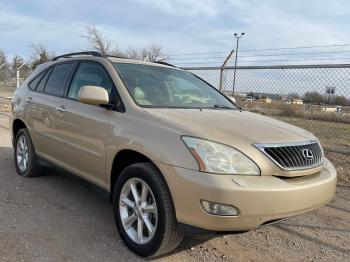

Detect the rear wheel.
[
  {"left": 113, "top": 163, "right": 183, "bottom": 257},
  {"left": 14, "top": 128, "right": 42, "bottom": 177}
]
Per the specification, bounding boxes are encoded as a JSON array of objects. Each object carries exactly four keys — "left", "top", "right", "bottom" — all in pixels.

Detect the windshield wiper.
[{"left": 212, "top": 104, "right": 234, "bottom": 109}]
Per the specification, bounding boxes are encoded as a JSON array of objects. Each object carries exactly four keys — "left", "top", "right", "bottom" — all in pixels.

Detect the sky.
[{"left": 1, "top": 0, "right": 350, "bottom": 60}]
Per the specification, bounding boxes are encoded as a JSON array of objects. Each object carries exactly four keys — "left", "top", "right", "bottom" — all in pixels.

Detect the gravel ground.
[{"left": 0, "top": 114, "right": 349, "bottom": 262}]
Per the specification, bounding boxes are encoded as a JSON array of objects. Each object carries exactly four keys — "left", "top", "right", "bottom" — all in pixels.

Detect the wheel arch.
[
  {"left": 109, "top": 149, "right": 170, "bottom": 200},
  {"left": 12, "top": 118, "right": 28, "bottom": 145}
]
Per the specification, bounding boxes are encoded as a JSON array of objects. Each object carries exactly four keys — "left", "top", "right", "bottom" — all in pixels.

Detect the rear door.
[
  {"left": 27, "top": 62, "right": 75, "bottom": 161},
  {"left": 52, "top": 61, "right": 115, "bottom": 188}
]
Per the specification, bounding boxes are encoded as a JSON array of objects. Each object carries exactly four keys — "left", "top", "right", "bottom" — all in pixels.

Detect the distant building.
[
  {"left": 293, "top": 99, "right": 304, "bottom": 104},
  {"left": 285, "top": 98, "right": 303, "bottom": 104},
  {"left": 322, "top": 105, "right": 342, "bottom": 112}
]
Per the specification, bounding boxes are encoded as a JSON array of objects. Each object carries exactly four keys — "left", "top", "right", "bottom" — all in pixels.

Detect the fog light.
[{"left": 201, "top": 200, "right": 239, "bottom": 216}]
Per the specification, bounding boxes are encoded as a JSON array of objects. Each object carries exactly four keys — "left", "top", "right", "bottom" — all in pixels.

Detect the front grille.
[{"left": 254, "top": 141, "right": 323, "bottom": 170}]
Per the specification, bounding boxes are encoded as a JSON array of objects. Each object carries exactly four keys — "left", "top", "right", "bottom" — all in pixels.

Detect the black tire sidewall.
[
  {"left": 113, "top": 163, "right": 169, "bottom": 257},
  {"left": 14, "top": 129, "right": 36, "bottom": 177}
]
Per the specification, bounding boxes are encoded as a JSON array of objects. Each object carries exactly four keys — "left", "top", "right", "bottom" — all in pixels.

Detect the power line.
[
  {"left": 239, "top": 43, "right": 350, "bottom": 53},
  {"left": 175, "top": 61, "right": 224, "bottom": 65},
  {"left": 167, "top": 43, "right": 350, "bottom": 57},
  {"left": 167, "top": 51, "right": 228, "bottom": 57},
  {"left": 240, "top": 50, "right": 350, "bottom": 58},
  {"left": 167, "top": 50, "right": 350, "bottom": 61},
  {"left": 167, "top": 56, "right": 227, "bottom": 61},
  {"left": 236, "top": 57, "right": 350, "bottom": 63},
  {"left": 174, "top": 56, "right": 350, "bottom": 65}
]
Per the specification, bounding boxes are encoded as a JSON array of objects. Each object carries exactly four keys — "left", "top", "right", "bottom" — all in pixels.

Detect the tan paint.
[
  {"left": 10, "top": 56, "right": 337, "bottom": 231},
  {"left": 78, "top": 85, "right": 109, "bottom": 106}
]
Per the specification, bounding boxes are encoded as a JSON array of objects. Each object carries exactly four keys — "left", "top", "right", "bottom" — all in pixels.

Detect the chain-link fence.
[
  {"left": 0, "top": 62, "right": 349, "bottom": 185},
  {"left": 184, "top": 64, "right": 350, "bottom": 185},
  {"left": 0, "top": 62, "right": 30, "bottom": 120}
]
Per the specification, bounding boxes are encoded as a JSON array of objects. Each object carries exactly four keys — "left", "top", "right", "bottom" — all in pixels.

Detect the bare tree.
[
  {"left": 303, "top": 91, "right": 325, "bottom": 104},
  {"left": 110, "top": 44, "right": 125, "bottom": 57},
  {"left": 126, "top": 45, "right": 166, "bottom": 61},
  {"left": 29, "top": 42, "right": 54, "bottom": 69},
  {"left": 0, "top": 49, "right": 10, "bottom": 82},
  {"left": 82, "top": 24, "right": 165, "bottom": 60},
  {"left": 331, "top": 96, "right": 350, "bottom": 106},
  {"left": 0, "top": 49, "right": 7, "bottom": 65},
  {"left": 147, "top": 45, "right": 166, "bottom": 62},
  {"left": 10, "top": 55, "right": 31, "bottom": 80},
  {"left": 83, "top": 24, "right": 111, "bottom": 55},
  {"left": 287, "top": 92, "right": 300, "bottom": 100},
  {"left": 125, "top": 46, "right": 147, "bottom": 60},
  {"left": 82, "top": 24, "right": 124, "bottom": 56},
  {"left": 11, "top": 55, "right": 23, "bottom": 75}
]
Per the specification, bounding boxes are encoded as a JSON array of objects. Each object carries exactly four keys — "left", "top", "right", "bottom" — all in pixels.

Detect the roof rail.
[
  {"left": 51, "top": 52, "right": 177, "bottom": 67},
  {"left": 106, "top": 54, "right": 128, "bottom": 59},
  {"left": 154, "top": 61, "right": 177, "bottom": 68},
  {"left": 51, "top": 51, "right": 105, "bottom": 61}
]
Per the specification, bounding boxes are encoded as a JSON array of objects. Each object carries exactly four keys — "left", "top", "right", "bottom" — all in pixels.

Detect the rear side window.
[
  {"left": 28, "top": 71, "right": 46, "bottom": 90},
  {"left": 68, "top": 62, "right": 114, "bottom": 100},
  {"left": 36, "top": 69, "right": 51, "bottom": 93},
  {"left": 44, "top": 63, "right": 73, "bottom": 97}
]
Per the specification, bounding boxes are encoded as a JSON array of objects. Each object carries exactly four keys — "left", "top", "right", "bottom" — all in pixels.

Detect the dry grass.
[
  {"left": 0, "top": 104, "right": 11, "bottom": 112},
  {"left": 238, "top": 100, "right": 350, "bottom": 124},
  {"left": 325, "top": 152, "right": 350, "bottom": 186},
  {"left": 0, "top": 88, "right": 14, "bottom": 113}
]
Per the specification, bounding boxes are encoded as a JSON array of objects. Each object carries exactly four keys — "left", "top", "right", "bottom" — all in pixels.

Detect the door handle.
[
  {"left": 25, "top": 97, "right": 32, "bottom": 103},
  {"left": 56, "top": 106, "right": 67, "bottom": 113}
]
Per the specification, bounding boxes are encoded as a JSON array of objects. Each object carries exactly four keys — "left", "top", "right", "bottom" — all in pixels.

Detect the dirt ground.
[
  {"left": 0, "top": 89, "right": 13, "bottom": 113},
  {"left": 0, "top": 113, "right": 349, "bottom": 261}
]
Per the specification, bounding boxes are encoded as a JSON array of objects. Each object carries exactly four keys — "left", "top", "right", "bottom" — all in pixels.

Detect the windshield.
[{"left": 113, "top": 63, "right": 237, "bottom": 109}]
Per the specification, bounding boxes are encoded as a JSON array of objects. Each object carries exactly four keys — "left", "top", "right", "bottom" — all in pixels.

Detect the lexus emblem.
[{"left": 302, "top": 149, "right": 314, "bottom": 160}]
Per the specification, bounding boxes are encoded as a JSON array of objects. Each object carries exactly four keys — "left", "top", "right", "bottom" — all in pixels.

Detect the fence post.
[
  {"left": 16, "top": 63, "right": 26, "bottom": 88},
  {"left": 219, "top": 49, "right": 234, "bottom": 92},
  {"left": 219, "top": 68, "right": 224, "bottom": 92},
  {"left": 16, "top": 69, "right": 20, "bottom": 88}
]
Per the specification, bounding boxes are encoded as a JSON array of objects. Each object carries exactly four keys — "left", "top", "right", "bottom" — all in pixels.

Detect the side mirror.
[{"left": 78, "top": 85, "right": 109, "bottom": 107}]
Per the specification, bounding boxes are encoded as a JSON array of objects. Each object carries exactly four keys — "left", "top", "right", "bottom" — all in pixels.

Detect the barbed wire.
[
  {"left": 167, "top": 50, "right": 350, "bottom": 61},
  {"left": 174, "top": 57, "right": 350, "bottom": 66},
  {"left": 167, "top": 43, "right": 350, "bottom": 57},
  {"left": 237, "top": 57, "right": 350, "bottom": 63},
  {"left": 239, "top": 43, "right": 350, "bottom": 53}
]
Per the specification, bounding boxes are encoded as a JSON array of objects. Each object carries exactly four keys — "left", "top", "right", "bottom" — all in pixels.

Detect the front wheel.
[{"left": 113, "top": 163, "right": 183, "bottom": 257}]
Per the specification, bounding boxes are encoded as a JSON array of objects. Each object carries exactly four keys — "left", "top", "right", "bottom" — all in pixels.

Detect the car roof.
[{"left": 50, "top": 51, "right": 177, "bottom": 69}]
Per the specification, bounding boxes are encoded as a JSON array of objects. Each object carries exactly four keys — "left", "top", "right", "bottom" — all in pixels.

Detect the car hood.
[{"left": 143, "top": 108, "right": 315, "bottom": 146}]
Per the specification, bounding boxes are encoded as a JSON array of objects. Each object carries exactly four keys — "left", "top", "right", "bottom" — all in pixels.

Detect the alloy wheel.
[
  {"left": 16, "top": 134, "right": 29, "bottom": 172},
  {"left": 119, "top": 178, "right": 158, "bottom": 244}
]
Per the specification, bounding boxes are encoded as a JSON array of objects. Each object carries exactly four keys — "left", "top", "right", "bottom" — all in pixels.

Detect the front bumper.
[{"left": 156, "top": 158, "right": 337, "bottom": 231}]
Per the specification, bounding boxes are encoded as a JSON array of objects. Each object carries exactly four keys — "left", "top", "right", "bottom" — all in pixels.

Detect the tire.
[
  {"left": 14, "top": 128, "right": 42, "bottom": 177},
  {"left": 113, "top": 163, "right": 184, "bottom": 257}
]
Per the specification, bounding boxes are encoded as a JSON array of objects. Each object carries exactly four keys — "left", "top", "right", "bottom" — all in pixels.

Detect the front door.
[{"left": 53, "top": 61, "right": 115, "bottom": 188}]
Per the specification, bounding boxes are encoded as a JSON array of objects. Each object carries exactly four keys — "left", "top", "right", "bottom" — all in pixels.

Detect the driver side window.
[{"left": 68, "top": 62, "right": 114, "bottom": 100}]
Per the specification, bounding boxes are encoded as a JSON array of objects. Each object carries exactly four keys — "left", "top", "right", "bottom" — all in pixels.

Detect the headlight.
[{"left": 182, "top": 136, "right": 260, "bottom": 175}]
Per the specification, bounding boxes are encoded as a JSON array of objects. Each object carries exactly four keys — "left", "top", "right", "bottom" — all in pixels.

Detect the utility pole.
[
  {"left": 16, "top": 63, "right": 26, "bottom": 88},
  {"left": 232, "top": 32, "right": 245, "bottom": 94}
]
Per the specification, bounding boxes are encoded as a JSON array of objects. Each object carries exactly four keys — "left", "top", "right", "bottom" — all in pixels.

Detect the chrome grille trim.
[{"left": 254, "top": 140, "right": 324, "bottom": 171}]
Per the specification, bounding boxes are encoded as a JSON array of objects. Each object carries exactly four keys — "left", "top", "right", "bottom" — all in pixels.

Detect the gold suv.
[{"left": 11, "top": 52, "right": 337, "bottom": 257}]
